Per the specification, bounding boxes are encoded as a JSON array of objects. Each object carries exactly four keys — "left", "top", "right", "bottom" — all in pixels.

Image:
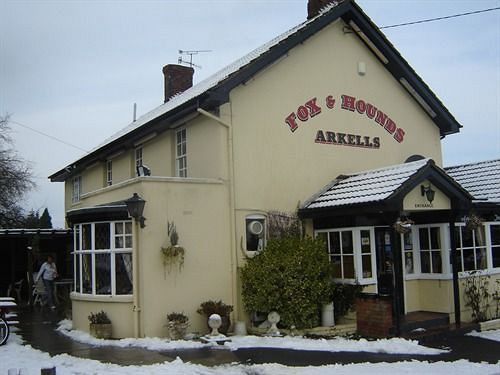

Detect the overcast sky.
[{"left": 1, "top": 0, "right": 499, "bottom": 228}]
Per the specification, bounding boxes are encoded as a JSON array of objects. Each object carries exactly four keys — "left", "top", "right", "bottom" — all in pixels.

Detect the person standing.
[{"left": 35, "top": 255, "right": 58, "bottom": 310}]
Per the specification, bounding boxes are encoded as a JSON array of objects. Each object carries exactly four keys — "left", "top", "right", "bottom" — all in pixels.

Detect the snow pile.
[
  {"left": 57, "top": 320, "right": 446, "bottom": 355},
  {"left": 225, "top": 335, "right": 447, "bottom": 355},
  {"left": 1, "top": 333, "right": 499, "bottom": 375},
  {"left": 467, "top": 329, "right": 500, "bottom": 343},
  {"left": 57, "top": 320, "right": 447, "bottom": 355},
  {"left": 56, "top": 320, "right": 206, "bottom": 350}
]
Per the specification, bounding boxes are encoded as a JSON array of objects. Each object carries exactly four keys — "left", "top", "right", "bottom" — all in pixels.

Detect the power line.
[
  {"left": 9, "top": 120, "right": 89, "bottom": 153},
  {"left": 380, "top": 6, "right": 500, "bottom": 29}
]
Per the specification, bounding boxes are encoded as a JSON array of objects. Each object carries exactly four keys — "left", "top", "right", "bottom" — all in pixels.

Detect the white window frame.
[
  {"left": 73, "top": 221, "right": 133, "bottom": 296},
  {"left": 106, "top": 160, "right": 112, "bottom": 186},
  {"left": 454, "top": 223, "right": 488, "bottom": 272},
  {"left": 175, "top": 128, "right": 187, "bottom": 177},
  {"left": 72, "top": 175, "right": 82, "bottom": 204},
  {"left": 489, "top": 222, "right": 500, "bottom": 270},
  {"left": 315, "top": 227, "right": 376, "bottom": 285},
  {"left": 416, "top": 225, "right": 445, "bottom": 275}
]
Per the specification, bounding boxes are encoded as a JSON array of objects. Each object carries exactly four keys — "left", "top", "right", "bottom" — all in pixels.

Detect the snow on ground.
[
  {"left": 2, "top": 333, "right": 499, "bottom": 375},
  {"left": 467, "top": 329, "right": 500, "bottom": 343},
  {"left": 56, "top": 319, "right": 446, "bottom": 355}
]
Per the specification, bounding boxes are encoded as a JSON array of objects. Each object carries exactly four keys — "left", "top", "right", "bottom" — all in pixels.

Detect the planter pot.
[
  {"left": 89, "top": 323, "right": 112, "bottom": 339},
  {"left": 167, "top": 321, "right": 189, "bottom": 340}
]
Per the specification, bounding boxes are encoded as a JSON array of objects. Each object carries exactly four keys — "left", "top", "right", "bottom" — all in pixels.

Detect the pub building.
[{"left": 49, "top": 0, "right": 500, "bottom": 338}]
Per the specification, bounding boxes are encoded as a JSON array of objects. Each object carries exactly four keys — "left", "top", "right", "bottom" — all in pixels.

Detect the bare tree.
[{"left": 0, "top": 114, "right": 35, "bottom": 227}]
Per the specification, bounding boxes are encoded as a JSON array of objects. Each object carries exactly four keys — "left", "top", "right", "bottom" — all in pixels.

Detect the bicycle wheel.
[{"left": 0, "top": 317, "right": 9, "bottom": 345}]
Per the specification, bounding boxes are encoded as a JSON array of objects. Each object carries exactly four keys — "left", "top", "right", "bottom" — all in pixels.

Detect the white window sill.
[
  {"left": 405, "top": 268, "right": 500, "bottom": 281},
  {"left": 70, "top": 292, "right": 133, "bottom": 303},
  {"left": 333, "top": 278, "right": 376, "bottom": 285}
]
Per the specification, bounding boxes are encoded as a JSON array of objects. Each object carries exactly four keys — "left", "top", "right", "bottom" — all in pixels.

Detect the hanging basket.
[{"left": 465, "top": 213, "right": 484, "bottom": 231}]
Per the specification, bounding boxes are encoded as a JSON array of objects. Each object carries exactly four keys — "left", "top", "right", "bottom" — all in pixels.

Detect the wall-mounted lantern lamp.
[
  {"left": 420, "top": 183, "right": 435, "bottom": 203},
  {"left": 125, "top": 193, "right": 146, "bottom": 228}
]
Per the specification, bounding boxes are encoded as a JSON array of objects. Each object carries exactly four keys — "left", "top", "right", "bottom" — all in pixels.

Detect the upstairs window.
[
  {"left": 106, "top": 160, "right": 112, "bottom": 186},
  {"left": 72, "top": 175, "right": 82, "bottom": 203},
  {"left": 135, "top": 147, "right": 143, "bottom": 174},
  {"left": 176, "top": 128, "right": 187, "bottom": 177}
]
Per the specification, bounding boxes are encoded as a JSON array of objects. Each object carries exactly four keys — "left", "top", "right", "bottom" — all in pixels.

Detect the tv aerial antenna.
[{"left": 178, "top": 49, "right": 212, "bottom": 69}]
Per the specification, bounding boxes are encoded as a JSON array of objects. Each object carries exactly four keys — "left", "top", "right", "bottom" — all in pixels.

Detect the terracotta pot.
[{"left": 89, "top": 323, "right": 112, "bottom": 339}]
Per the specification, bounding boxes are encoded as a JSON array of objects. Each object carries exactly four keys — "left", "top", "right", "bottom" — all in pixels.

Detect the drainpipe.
[
  {"left": 196, "top": 108, "right": 239, "bottom": 321},
  {"left": 449, "top": 216, "right": 461, "bottom": 327},
  {"left": 132, "top": 217, "right": 141, "bottom": 338}
]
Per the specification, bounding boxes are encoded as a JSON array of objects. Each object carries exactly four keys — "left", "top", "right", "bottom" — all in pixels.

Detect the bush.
[
  {"left": 167, "top": 312, "right": 189, "bottom": 324},
  {"left": 241, "top": 235, "right": 333, "bottom": 329},
  {"left": 88, "top": 311, "right": 111, "bottom": 324},
  {"left": 197, "top": 300, "right": 233, "bottom": 317}
]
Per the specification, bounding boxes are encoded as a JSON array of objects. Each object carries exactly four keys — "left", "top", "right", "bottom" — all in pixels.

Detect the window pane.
[
  {"left": 405, "top": 252, "right": 414, "bottom": 274},
  {"left": 343, "top": 255, "right": 355, "bottom": 278},
  {"left": 329, "top": 232, "right": 340, "bottom": 254},
  {"left": 115, "top": 222, "right": 124, "bottom": 235},
  {"left": 75, "top": 254, "right": 81, "bottom": 293},
  {"left": 82, "top": 254, "right": 92, "bottom": 293},
  {"left": 115, "top": 236, "right": 124, "bottom": 249},
  {"left": 476, "top": 248, "right": 487, "bottom": 270},
  {"left": 474, "top": 227, "right": 485, "bottom": 247},
  {"left": 74, "top": 225, "right": 80, "bottom": 250},
  {"left": 403, "top": 232, "right": 413, "bottom": 250},
  {"left": 419, "top": 228, "right": 429, "bottom": 250},
  {"left": 463, "top": 249, "right": 474, "bottom": 271},
  {"left": 493, "top": 247, "right": 500, "bottom": 268},
  {"left": 82, "top": 224, "right": 91, "bottom": 250},
  {"left": 431, "top": 251, "right": 442, "bottom": 273},
  {"left": 360, "top": 230, "right": 371, "bottom": 253},
  {"left": 125, "top": 222, "right": 132, "bottom": 234},
  {"left": 430, "top": 227, "right": 440, "bottom": 249},
  {"left": 95, "top": 223, "right": 110, "bottom": 249},
  {"left": 341, "top": 231, "right": 353, "bottom": 254},
  {"left": 461, "top": 227, "right": 473, "bottom": 248},
  {"left": 125, "top": 236, "right": 132, "bottom": 248},
  {"left": 491, "top": 225, "right": 500, "bottom": 245},
  {"left": 421, "top": 251, "right": 430, "bottom": 273},
  {"left": 115, "top": 253, "right": 133, "bottom": 295},
  {"left": 362, "top": 254, "right": 372, "bottom": 278},
  {"left": 332, "top": 256, "right": 341, "bottom": 278},
  {"left": 95, "top": 254, "right": 111, "bottom": 295}
]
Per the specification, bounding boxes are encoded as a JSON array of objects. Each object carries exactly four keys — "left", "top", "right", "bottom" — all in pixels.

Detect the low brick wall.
[{"left": 356, "top": 294, "right": 393, "bottom": 338}]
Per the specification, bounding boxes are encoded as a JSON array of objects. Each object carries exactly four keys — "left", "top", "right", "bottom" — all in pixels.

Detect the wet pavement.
[{"left": 16, "top": 306, "right": 500, "bottom": 367}]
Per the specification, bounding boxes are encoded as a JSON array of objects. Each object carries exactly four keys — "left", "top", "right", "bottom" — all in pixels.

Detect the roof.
[
  {"left": 445, "top": 159, "right": 500, "bottom": 204},
  {"left": 302, "top": 159, "right": 431, "bottom": 210},
  {"left": 50, "top": 0, "right": 462, "bottom": 182},
  {"left": 300, "top": 158, "right": 473, "bottom": 216}
]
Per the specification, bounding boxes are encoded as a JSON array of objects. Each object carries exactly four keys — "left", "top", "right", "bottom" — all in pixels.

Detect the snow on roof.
[
  {"left": 90, "top": 3, "right": 340, "bottom": 155},
  {"left": 445, "top": 159, "right": 500, "bottom": 204},
  {"left": 303, "top": 158, "right": 430, "bottom": 209}
]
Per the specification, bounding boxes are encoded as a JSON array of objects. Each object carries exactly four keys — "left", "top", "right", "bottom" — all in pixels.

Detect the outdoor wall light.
[
  {"left": 420, "top": 183, "right": 435, "bottom": 203},
  {"left": 125, "top": 193, "right": 146, "bottom": 228}
]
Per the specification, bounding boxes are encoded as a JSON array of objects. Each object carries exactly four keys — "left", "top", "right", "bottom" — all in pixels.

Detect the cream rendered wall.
[
  {"left": 72, "top": 298, "right": 134, "bottom": 338},
  {"left": 69, "top": 177, "right": 232, "bottom": 337},
  {"left": 137, "top": 131, "right": 173, "bottom": 177},
  {"left": 229, "top": 19, "right": 443, "bottom": 221}
]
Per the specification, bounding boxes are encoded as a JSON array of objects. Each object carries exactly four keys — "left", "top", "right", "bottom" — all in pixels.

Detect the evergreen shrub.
[{"left": 240, "top": 235, "right": 333, "bottom": 329}]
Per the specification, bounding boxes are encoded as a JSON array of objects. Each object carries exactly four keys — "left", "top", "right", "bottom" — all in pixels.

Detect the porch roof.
[
  {"left": 445, "top": 159, "right": 500, "bottom": 204},
  {"left": 299, "top": 159, "right": 472, "bottom": 217}
]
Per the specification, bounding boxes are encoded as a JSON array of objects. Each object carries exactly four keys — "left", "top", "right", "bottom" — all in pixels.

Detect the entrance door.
[
  {"left": 375, "top": 228, "right": 394, "bottom": 295},
  {"left": 375, "top": 227, "right": 405, "bottom": 315}
]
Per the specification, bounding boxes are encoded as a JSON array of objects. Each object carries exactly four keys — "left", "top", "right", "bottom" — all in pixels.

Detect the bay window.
[{"left": 74, "top": 221, "right": 133, "bottom": 296}]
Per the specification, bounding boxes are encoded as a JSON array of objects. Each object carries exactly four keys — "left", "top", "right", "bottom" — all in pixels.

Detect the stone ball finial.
[{"left": 208, "top": 313, "right": 222, "bottom": 336}]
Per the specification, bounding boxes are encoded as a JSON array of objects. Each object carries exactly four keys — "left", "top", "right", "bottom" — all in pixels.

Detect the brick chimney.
[
  {"left": 307, "top": 0, "right": 338, "bottom": 19},
  {"left": 162, "top": 64, "right": 194, "bottom": 102}
]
